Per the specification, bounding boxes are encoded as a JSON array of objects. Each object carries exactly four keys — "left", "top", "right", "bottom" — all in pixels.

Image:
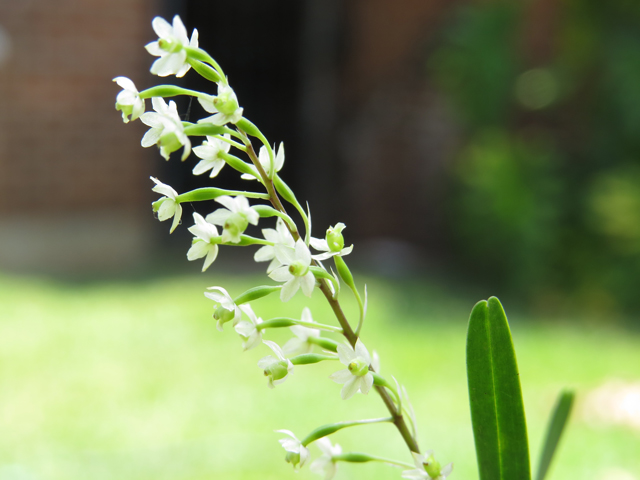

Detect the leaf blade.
[
  {"left": 535, "top": 389, "right": 575, "bottom": 480},
  {"left": 466, "top": 297, "right": 531, "bottom": 480}
]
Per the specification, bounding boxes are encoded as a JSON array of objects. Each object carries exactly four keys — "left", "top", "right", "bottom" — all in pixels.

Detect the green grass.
[{"left": 0, "top": 272, "right": 639, "bottom": 480}]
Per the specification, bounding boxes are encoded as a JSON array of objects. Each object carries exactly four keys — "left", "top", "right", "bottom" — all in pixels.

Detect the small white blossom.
[
  {"left": 204, "top": 286, "right": 241, "bottom": 331},
  {"left": 187, "top": 213, "right": 220, "bottom": 271},
  {"left": 329, "top": 339, "right": 374, "bottom": 400},
  {"left": 145, "top": 15, "right": 198, "bottom": 77},
  {"left": 234, "top": 304, "right": 263, "bottom": 351},
  {"left": 192, "top": 134, "right": 231, "bottom": 177},
  {"left": 269, "top": 240, "right": 316, "bottom": 302},
  {"left": 206, "top": 195, "right": 260, "bottom": 244},
  {"left": 310, "top": 437, "right": 342, "bottom": 480},
  {"left": 258, "top": 340, "right": 293, "bottom": 388},
  {"left": 276, "top": 429, "right": 310, "bottom": 471},
  {"left": 113, "top": 76, "right": 145, "bottom": 123},
  {"left": 198, "top": 82, "right": 243, "bottom": 125},
  {"left": 283, "top": 308, "right": 320, "bottom": 355},
  {"left": 310, "top": 223, "right": 353, "bottom": 261},
  {"left": 150, "top": 176, "right": 182, "bottom": 233},
  {"left": 140, "top": 97, "right": 191, "bottom": 160},
  {"left": 254, "top": 218, "right": 295, "bottom": 273},
  {"left": 241, "top": 142, "right": 285, "bottom": 179},
  {"left": 402, "top": 451, "right": 453, "bottom": 480}
]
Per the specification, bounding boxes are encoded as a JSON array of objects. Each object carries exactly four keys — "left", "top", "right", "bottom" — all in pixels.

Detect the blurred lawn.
[{"left": 1, "top": 272, "right": 639, "bottom": 480}]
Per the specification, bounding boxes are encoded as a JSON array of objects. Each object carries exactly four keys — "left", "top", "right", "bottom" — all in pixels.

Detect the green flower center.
[
  {"left": 213, "top": 305, "right": 235, "bottom": 324},
  {"left": 213, "top": 92, "right": 240, "bottom": 116},
  {"left": 224, "top": 213, "right": 249, "bottom": 241},
  {"left": 288, "top": 261, "right": 308, "bottom": 277},
  {"left": 158, "top": 37, "right": 183, "bottom": 53},
  {"left": 424, "top": 456, "right": 441, "bottom": 478},
  {"left": 264, "top": 360, "right": 289, "bottom": 381},
  {"left": 348, "top": 358, "right": 369, "bottom": 376}
]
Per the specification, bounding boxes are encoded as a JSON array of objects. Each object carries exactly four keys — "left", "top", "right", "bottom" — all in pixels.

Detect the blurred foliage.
[
  {"left": 2, "top": 273, "right": 640, "bottom": 479},
  {"left": 431, "top": 0, "right": 640, "bottom": 316}
]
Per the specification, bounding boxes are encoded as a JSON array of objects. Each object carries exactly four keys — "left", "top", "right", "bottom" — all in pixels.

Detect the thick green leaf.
[
  {"left": 535, "top": 390, "right": 574, "bottom": 480},
  {"left": 466, "top": 297, "right": 531, "bottom": 480}
]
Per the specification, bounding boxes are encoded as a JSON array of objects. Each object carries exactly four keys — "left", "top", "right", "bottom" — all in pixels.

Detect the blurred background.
[{"left": 1, "top": 0, "right": 640, "bottom": 479}]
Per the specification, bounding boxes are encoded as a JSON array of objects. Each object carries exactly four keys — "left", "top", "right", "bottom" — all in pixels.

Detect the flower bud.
[
  {"left": 234, "top": 285, "right": 281, "bottom": 305},
  {"left": 326, "top": 223, "right": 346, "bottom": 252}
]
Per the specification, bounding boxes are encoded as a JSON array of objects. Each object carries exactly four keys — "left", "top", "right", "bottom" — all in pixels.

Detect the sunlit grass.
[{"left": 0, "top": 273, "right": 639, "bottom": 480}]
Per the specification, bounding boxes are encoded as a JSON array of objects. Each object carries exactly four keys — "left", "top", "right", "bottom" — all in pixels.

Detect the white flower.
[
  {"left": 258, "top": 340, "right": 293, "bottom": 388},
  {"left": 113, "top": 76, "right": 145, "bottom": 123},
  {"left": 310, "top": 437, "right": 342, "bottom": 480},
  {"left": 204, "top": 286, "right": 241, "bottom": 331},
  {"left": 206, "top": 195, "right": 260, "bottom": 244},
  {"left": 198, "top": 82, "right": 244, "bottom": 126},
  {"left": 254, "top": 218, "right": 295, "bottom": 273},
  {"left": 277, "top": 429, "right": 310, "bottom": 470},
  {"left": 186, "top": 213, "right": 220, "bottom": 271},
  {"left": 310, "top": 223, "right": 353, "bottom": 261},
  {"left": 140, "top": 97, "right": 191, "bottom": 161},
  {"left": 402, "top": 451, "right": 453, "bottom": 480},
  {"left": 268, "top": 240, "right": 316, "bottom": 302},
  {"left": 150, "top": 176, "right": 182, "bottom": 233},
  {"left": 145, "top": 15, "right": 198, "bottom": 77},
  {"left": 329, "top": 339, "right": 374, "bottom": 400},
  {"left": 234, "top": 304, "right": 263, "bottom": 351},
  {"left": 283, "top": 308, "right": 320, "bottom": 355},
  {"left": 241, "top": 142, "right": 285, "bottom": 179},
  {"left": 192, "top": 134, "right": 231, "bottom": 177}
]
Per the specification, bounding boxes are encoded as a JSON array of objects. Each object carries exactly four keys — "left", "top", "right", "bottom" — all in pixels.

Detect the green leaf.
[
  {"left": 466, "top": 297, "right": 531, "bottom": 480},
  {"left": 535, "top": 390, "right": 574, "bottom": 480}
]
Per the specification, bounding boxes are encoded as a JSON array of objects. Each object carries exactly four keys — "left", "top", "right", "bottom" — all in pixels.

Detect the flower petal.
[
  {"left": 341, "top": 376, "right": 361, "bottom": 400},
  {"left": 280, "top": 278, "right": 299, "bottom": 302},
  {"left": 329, "top": 368, "right": 352, "bottom": 384}
]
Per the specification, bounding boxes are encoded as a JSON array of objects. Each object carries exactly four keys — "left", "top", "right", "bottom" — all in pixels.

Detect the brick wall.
[{"left": 0, "top": 0, "right": 157, "bottom": 272}]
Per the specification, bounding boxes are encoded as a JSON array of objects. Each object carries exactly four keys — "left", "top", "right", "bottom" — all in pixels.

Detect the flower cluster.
[{"left": 114, "top": 14, "right": 450, "bottom": 480}]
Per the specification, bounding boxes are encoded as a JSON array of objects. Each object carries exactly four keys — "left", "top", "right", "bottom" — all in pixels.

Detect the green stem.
[
  {"left": 301, "top": 417, "right": 393, "bottom": 447},
  {"left": 176, "top": 187, "right": 269, "bottom": 203},
  {"left": 216, "top": 135, "right": 246, "bottom": 151},
  {"left": 237, "top": 120, "right": 420, "bottom": 455},
  {"left": 256, "top": 317, "right": 342, "bottom": 333},
  {"left": 332, "top": 453, "right": 414, "bottom": 469},
  {"left": 185, "top": 46, "right": 225, "bottom": 78},
  {"left": 139, "top": 85, "right": 210, "bottom": 100},
  {"left": 290, "top": 353, "right": 338, "bottom": 365}
]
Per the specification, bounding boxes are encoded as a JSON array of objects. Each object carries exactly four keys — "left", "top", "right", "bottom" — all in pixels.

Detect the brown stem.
[{"left": 239, "top": 130, "right": 419, "bottom": 454}]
